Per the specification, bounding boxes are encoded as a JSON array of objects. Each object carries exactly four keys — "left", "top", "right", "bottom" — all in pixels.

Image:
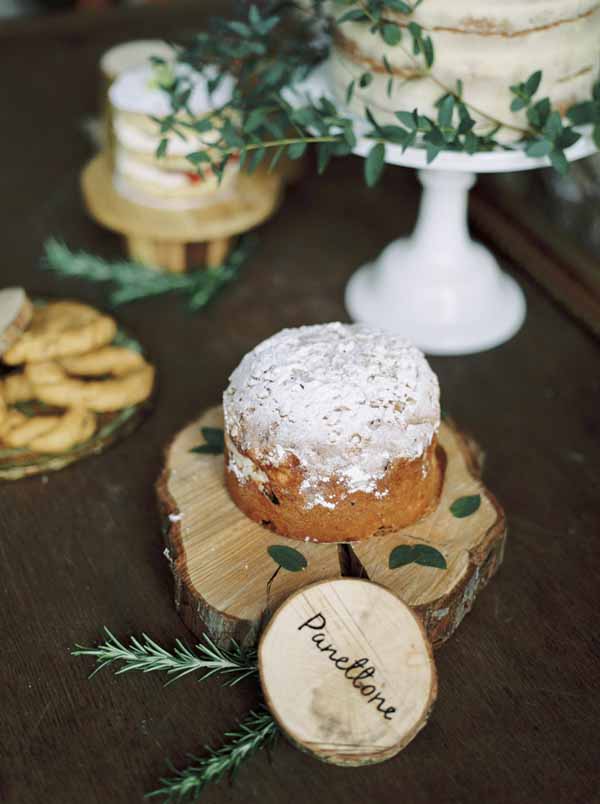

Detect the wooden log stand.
[
  {"left": 156, "top": 406, "right": 506, "bottom": 649},
  {"left": 81, "top": 153, "right": 283, "bottom": 273}
]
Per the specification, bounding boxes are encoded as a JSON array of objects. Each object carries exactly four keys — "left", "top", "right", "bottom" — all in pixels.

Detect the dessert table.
[{"left": 1, "top": 3, "right": 599, "bottom": 803}]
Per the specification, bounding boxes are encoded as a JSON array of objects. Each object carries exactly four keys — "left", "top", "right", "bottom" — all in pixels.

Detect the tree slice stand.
[
  {"left": 0, "top": 324, "right": 152, "bottom": 481},
  {"left": 157, "top": 406, "right": 506, "bottom": 649},
  {"left": 259, "top": 579, "right": 437, "bottom": 766},
  {"left": 81, "top": 153, "right": 283, "bottom": 273}
]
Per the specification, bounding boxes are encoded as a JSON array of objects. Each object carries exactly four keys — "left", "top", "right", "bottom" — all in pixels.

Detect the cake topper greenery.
[{"left": 153, "top": 0, "right": 600, "bottom": 185}]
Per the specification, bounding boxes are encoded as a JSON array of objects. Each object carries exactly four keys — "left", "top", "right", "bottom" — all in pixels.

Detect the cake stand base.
[
  {"left": 81, "top": 152, "right": 283, "bottom": 273},
  {"left": 345, "top": 168, "right": 526, "bottom": 355},
  {"left": 156, "top": 405, "right": 506, "bottom": 650},
  {"left": 346, "top": 241, "right": 526, "bottom": 356}
]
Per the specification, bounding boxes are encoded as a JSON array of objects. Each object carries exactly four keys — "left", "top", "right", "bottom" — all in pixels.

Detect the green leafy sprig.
[
  {"left": 506, "top": 70, "right": 583, "bottom": 173},
  {"left": 43, "top": 238, "right": 252, "bottom": 311},
  {"left": 147, "top": 708, "right": 278, "bottom": 802},
  {"left": 153, "top": 0, "right": 598, "bottom": 187},
  {"left": 567, "top": 81, "right": 600, "bottom": 150},
  {"left": 72, "top": 627, "right": 258, "bottom": 686},
  {"left": 74, "top": 629, "right": 276, "bottom": 801}
]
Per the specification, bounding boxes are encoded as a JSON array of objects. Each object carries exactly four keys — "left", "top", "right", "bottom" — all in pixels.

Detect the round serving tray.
[{"left": 0, "top": 305, "right": 153, "bottom": 481}]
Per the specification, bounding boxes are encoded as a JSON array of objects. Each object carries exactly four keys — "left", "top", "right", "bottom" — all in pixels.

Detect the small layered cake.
[
  {"left": 109, "top": 64, "right": 238, "bottom": 210},
  {"left": 223, "top": 323, "right": 442, "bottom": 543}
]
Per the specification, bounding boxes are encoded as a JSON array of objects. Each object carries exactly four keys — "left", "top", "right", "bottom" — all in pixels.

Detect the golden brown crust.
[
  {"left": 225, "top": 439, "right": 444, "bottom": 543},
  {"left": 3, "top": 301, "right": 117, "bottom": 365}
]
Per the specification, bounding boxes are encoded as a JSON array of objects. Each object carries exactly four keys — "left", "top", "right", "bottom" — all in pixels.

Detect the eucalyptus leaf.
[
  {"left": 525, "top": 139, "right": 552, "bottom": 158},
  {"left": 190, "top": 427, "right": 225, "bottom": 455},
  {"left": 450, "top": 494, "right": 481, "bottom": 518},
  {"left": 287, "top": 141, "right": 307, "bottom": 159},
  {"left": 156, "top": 138, "right": 168, "bottom": 159},
  {"left": 385, "top": 0, "right": 412, "bottom": 12},
  {"left": 389, "top": 544, "right": 447, "bottom": 570},
  {"left": 437, "top": 95, "right": 455, "bottom": 128},
  {"left": 395, "top": 110, "right": 416, "bottom": 129},
  {"left": 337, "top": 9, "right": 369, "bottom": 24},
  {"left": 549, "top": 148, "right": 569, "bottom": 176},
  {"left": 412, "top": 544, "right": 447, "bottom": 569},
  {"left": 365, "top": 142, "right": 385, "bottom": 186},
  {"left": 267, "top": 545, "right": 307, "bottom": 572},
  {"left": 525, "top": 70, "right": 542, "bottom": 98},
  {"left": 381, "top": 23, "right": 402, "bottom": 46}
]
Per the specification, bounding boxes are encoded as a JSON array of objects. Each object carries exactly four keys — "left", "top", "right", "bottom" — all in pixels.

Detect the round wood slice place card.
[{"left": 258, "top": 578, "right": 437, "bottom": 767}]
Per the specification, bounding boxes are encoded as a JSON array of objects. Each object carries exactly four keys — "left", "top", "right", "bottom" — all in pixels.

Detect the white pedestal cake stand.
[{"left": 288, "top": 65, "right": 597, "bottom": 355}]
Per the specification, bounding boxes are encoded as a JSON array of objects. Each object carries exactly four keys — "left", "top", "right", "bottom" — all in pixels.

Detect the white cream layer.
[
  {"left": 109, "top": 63, "right": 235, "bottom": 118},
  {"left": 331, "top": 2, "right": 600, "bottom": 141},
  {"left": 115, "top": 149, "right": 190, "bottom": 188},
  {"left": 114, "top": 115, "right": 219, "bottom": 157}
]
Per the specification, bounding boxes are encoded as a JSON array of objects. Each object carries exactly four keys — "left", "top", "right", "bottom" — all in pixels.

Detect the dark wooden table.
[{"left": 2, "top": 5, "right": 599, "bottom": 803}]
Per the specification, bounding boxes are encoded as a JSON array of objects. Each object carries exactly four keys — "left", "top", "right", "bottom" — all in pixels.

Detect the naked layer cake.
[
  {"left": 108, "top": 64, "right": 238, "bottom": 210},
  {"left": 330, "top": 0, "right": 600, "bottom": 141},
  {"left": 223, "top": 323, "right": 442, "bottom": 543}
]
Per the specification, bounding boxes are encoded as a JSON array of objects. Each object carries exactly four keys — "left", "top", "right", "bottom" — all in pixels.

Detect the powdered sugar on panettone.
[{"left": 223, "top": 323, "right": 440, "bottom": 507}]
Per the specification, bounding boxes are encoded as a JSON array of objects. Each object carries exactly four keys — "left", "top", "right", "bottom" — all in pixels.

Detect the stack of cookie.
[{"left": 0, "top": 289, "right": 154, "bottom": 455}]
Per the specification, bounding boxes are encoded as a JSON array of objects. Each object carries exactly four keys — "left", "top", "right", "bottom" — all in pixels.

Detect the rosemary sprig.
[
  {"left": 72, "top": 627, "right": 258, "bottom": 686},
  {"left": 147, "top": 708, "right": 279, "bottom": 801},
  {"left": 43, "top": 237, "right": 254, "bottom": 311}
]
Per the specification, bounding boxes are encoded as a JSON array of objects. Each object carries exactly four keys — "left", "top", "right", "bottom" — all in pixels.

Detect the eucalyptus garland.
[{"left": 153, "top": 0, "right": 600, "bottom": 186}]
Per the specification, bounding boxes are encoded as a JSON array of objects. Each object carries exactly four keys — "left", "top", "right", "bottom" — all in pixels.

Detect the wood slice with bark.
[
  {"left": 259, "top": 578, "right": 437, "bottom": 767},
  {"left": 349, "top": 420, "right": 506, "bottom": 648},
  {"left": 157, "top": 409, "right": 506, "bottom": 649},
  {"left": 156, "top": 406, "right": 343, "bottom": 649}
]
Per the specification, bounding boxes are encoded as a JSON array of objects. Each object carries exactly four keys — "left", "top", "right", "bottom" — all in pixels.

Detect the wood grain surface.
[
  {"left": 1, "top": 3, "right": 599, "bottom": 803},
  {"left": 258, "top": 579, "right": 437, "bottom": 767},
  {"left": 82, "top": 153, "right": 283, "bottom": 242},
  {"left": 157, "top": 406, "right": 343, "bottom": 648},
  {"left": 157, "top": 407, "right": 505, "bottom": 649},
  {"left": 350, "top": 420, "right": 506, "bottom": 647}
]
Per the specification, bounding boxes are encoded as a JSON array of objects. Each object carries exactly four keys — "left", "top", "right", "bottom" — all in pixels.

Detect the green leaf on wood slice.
[
  {"left": 267, "top": 545, "right": 307, "bottom": 572},
  {"left": 389, "top": 544, "right": 447, "bottom": 570},
  {"left": 364, "top": 142, "right": 386, "bottom": 187},
  {"left": 190, "top": 427, "right": 225, "bottom": 455},
  {"left": 450, "top": 494, "right": 481, "bottom": 518}
]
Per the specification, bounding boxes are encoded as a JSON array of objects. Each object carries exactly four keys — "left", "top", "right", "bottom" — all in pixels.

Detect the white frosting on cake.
[
  {"left": 115, "top": 149, "right": 190, "bottom": 189},
  {"left": 101, "top": 40, "right": 176, "bottom": 80},
  {"left": 113, "top": 115, "right": 220, "bottom": 156},
  {"left": 109, "top": 63, "right": 235, "bottom": 117},
  {"left": 331, "top": 0, "right": 600, "bottom": 142},
  {"left": 113, "top": 148, "right": 238, "bottom": 210},
  {"left": 223, "top": 323, "right": 440, "bottom": 502}
]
